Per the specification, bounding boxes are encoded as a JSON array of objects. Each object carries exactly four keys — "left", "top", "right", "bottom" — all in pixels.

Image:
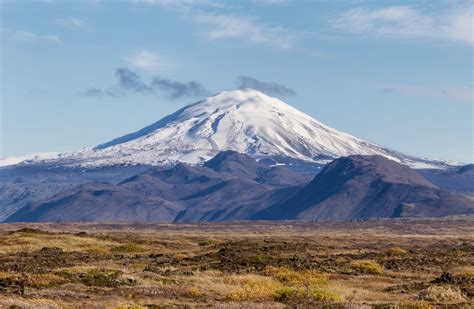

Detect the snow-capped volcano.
[{"left": 0, "top": 89, "right": 452, "bottom": 168}]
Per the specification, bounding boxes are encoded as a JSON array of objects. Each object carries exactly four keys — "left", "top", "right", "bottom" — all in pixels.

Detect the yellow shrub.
[
  {"left": 263, "top": 266, "right": 328, "bottom": 286},
  {"left": 226, "top": 275, "right": 281, "bottom": 301},
  {"left": 305, "top": 287, "right": 345, "bottom": 302},
  {"left": 185, "top": 287, "right": 202, "bottom": 298},
  {"left": 26, "top": 273, "right": 66, "bottom": 288},
  {"left": 351, "top": 260, "right": 384, "bottom": 275},
  {"left": 225, "top": 273, "right": 343, "bottom": 303},
  {"left": 274, "top": 286, "right": 344, "bottom": 302},
  {"left": 389, "top": 247, "right": 407, "bottom": 255}
]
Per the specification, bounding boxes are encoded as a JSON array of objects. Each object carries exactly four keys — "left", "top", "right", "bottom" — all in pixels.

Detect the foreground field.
[{"left": 0, "top": 219, "right": 473, "bottom": 308}]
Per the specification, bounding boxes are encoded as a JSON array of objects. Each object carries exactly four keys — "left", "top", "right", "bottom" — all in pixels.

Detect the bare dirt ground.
[{"left": 0, "top": 218, "right": 472, "bottom": 308}]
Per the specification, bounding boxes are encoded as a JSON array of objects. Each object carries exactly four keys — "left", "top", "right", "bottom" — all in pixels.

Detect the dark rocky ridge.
[
  {"left": 252, "top": 155, "right": 473, "bottom": 221},
  {"left": 3, "top": 153, "right": 473, "bottom": 223}
]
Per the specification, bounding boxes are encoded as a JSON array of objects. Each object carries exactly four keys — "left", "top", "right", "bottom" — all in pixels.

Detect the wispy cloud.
[
  {"left": 83, "top": 88, "right": 125, "bottom": 98},
  {"left": 127, "top": 50, "right": 165, "bottom": 72},
  {"left": 236, "top": 76, "right": 296, "bottom": 96},
  {"left": 377, "top": 84, "right": 473, "bottom": 103},
  {"left": 152, "top": 77, "right": 211, "bottom": 99},
  {"left": 333, "top": 5, "right": 473, "bottom": 44},
  {"left": 116, "top": 67, "right": 153, "bottom": 93},
  {"left": 131, "top": 0, "right": 314, "bottom": 51},
  {"left": 193, "top": 12, "right": 295, "bottom": 48},
  {"left": 251, "top": 0, "right": 289, "bottom": 5},
  {"left": 1, "top": 28, "right": 61, "bottom": 43},
  {"left": 83, "top": 67, "right": 210, "bottom": 100},
  {"left": 131, "top": 0, "right": 227, "bottom": 10},
  {"left": 54, "top": 17, "right": 85, "bottom": 28}
]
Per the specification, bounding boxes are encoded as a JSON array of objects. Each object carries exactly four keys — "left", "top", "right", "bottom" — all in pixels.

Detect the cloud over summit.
[
  {"left": 84, "top": 67, "right": 210, "bottom": 100},
  {"left": 236, "top": 76, "right": 296, "bottom": 97}
]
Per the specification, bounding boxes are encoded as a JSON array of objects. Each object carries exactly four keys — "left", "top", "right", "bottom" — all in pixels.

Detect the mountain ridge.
[{"left": 4, "top": 152, "right": 473, "bottom": 223}]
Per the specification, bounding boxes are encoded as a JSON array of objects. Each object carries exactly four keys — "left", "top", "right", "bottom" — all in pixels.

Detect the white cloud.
[
  {"left": 131, "top": 0, "right": 227, "bottom": 9},
  {"left": 193, "top": 12, "right": 295, "bottom": 48},
  {"left": 378, "top": 84, "right": 474, "bottom": 103},
  {"left": 54, "top": 17, "right": 86, "bottom": 28},
  {"left": 251, "top": 0, "right": 289, "bottom": 4},
  {"left": 127, "top": 50, "right": 165, "bottom": 72},
  {"left": 334, "top": 5, "right": 473, "bottom": 44},
  {"left": 131, "top": 0, "right": 305, "bottom": 49},
  {"left": 1, "top": 28, "right": 61, "bottom": 43}
]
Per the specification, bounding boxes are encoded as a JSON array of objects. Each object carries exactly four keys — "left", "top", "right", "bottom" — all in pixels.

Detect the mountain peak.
[
  {"left": 0, "top": 90, "right": 453, "bottom": 169},
  {"left": 196, "top": 88, "right": 297, "bottom": 113}
]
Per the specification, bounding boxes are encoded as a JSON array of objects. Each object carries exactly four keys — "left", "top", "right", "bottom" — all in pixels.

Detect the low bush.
[
  {"left": 225, "top": 273, "right": 343, "bottom": 303},
  {"left": 419, "top": 285, "right": 465, "bottom": 302},
  {"left": 351, "top": 260, "right": 384, "bottom": 275},
  {"left": 263, "top": 266, "right": 328, "bottom": 286},
  {"left": 226, "top": 275, "right": 281, "bottom": 301}
]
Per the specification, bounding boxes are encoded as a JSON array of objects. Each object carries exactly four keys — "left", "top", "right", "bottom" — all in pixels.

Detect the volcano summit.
[{"left": 0, "top": 89, "right": 451, "bottom": 169}]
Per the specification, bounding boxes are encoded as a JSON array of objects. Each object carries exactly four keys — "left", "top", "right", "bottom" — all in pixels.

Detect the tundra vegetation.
[{"left": 0, "top": 218, "right": 472, "bottom": 308}]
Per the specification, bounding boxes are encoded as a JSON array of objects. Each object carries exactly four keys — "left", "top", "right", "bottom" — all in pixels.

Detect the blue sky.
[{"left": 1, "top": 0, "right": 472, "bottom": 162}]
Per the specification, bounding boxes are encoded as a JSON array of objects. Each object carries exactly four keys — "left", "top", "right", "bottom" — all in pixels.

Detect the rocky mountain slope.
[
  {"left": 5, "top": 153, "right": 472, "bottom": 223},
  {"left": 253, "top": 155, "right": 473, "bottom": 221}
]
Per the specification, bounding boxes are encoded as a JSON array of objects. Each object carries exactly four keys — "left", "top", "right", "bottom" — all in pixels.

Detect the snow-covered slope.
[{"left": 0, "top": 89, "right": 453, "bottom": 168}]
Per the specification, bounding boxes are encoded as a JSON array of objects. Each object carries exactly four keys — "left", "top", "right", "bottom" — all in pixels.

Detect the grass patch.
[
  {"left": 10, "top": 228, "right": 50, "bottom": 235},
  {"left": 225, "top": 271, "right": 343, "bottom": 303},
  {"left": 388, "top": 247, "right": 407, "bottom": 255},
  {"left": 111, "top": 244, "right": 144, "bottom": 253},
  {"left": 56, "top": 267, "right": 134, "bottom": 287},
  {"left": 263, "top": 266, "right": 328, "bottom": 286},
  {"left": 26, "top": 273, "right": 66, "bottom": 288},
  {"left": 225, "top": 275, "right": 281, "bottom": 301},
  {"left": 198, "top": 239, "right": 216, "bottom": 246},
  {"left": 0, "top": 232, "right": 119, "bottom": 254},
  {"left": 276, "top": 286, "right": 344, "bottom": 302}
]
